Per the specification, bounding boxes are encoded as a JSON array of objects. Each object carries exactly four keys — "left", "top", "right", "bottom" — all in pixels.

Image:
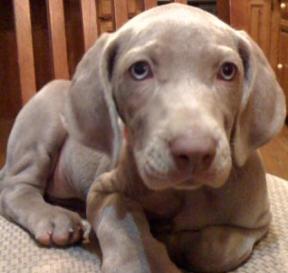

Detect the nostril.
[
  {"left": 202, "top": 152, "right": 215, "bottom": 166},
  {"left": 176, "top": 154, "right": 190, "bottom": 169},
  {"left": 179, "top": 154, "right": 190, "bottom": 162}
]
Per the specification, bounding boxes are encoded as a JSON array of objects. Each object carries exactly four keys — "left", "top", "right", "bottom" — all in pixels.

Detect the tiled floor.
[{"left": 1, "top": 118, "right": 288, "bottom": 180}]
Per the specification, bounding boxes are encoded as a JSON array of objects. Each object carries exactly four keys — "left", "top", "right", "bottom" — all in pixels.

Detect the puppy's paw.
[{"left": 30, "top": 206, "right": 84, "bottom": 246}]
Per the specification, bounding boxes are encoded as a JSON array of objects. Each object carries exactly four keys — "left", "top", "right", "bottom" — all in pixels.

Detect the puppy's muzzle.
[{"left": 169, "top": 129, "right": 217, "bottom": 174}]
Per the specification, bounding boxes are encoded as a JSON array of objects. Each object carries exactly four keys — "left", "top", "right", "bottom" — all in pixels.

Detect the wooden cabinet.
[
  {"left": 230, "top": 0, "right": 272, "bottom": 59},
  {"left": 276, "top": 1, "right": 288, "bottom": 109},
  {"left": 249, "top": 0, "right": 272, "bottom": 57},
  {"left": 230, "top": 0, "right": 288, "bottom": 114},
  {"left": 0, "top": 0, "right": 144, "bottom": 119}
]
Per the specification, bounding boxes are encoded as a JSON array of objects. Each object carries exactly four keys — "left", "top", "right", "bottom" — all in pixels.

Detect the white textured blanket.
[{"left": 0, "top": 174, "right": 287, "bottom": 273}]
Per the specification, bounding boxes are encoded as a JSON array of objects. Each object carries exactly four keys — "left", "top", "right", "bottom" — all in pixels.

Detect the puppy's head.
[{"left": 65, "top": 4, "right": 286, "bottom": 191}]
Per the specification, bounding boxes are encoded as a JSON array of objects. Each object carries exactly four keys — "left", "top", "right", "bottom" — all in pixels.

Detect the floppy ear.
[
  {"left": 64, "top": 33, "right": 122, "bottom": 167},
  {"left": 232, "top": 31, "right": 286, "bottom": 167}
]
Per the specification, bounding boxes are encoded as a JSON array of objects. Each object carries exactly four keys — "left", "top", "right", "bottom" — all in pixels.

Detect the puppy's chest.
[
  {"left": 139, "top": 191, "right": 183, "bottom": 220},
  {"left": 139, "top": 189, "right": 227, "bottom": 233}
]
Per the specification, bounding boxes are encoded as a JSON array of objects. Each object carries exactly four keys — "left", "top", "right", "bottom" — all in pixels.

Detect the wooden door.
[
  {"left": 230, "top": 0, "right": 272, "bottom": 58},
  {"left": 276, "top": 1, "right": 288, "bottom": 109},
  {"left": 249, "top": 0, "right": 272, "bottom": 57},
  {"left": 230, "top": 0, "right": 288, "bottom": 116}
]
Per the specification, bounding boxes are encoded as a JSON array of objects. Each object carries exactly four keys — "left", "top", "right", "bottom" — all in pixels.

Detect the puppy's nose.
[{"left": 169, "top": 131, "right": 217, "bottom": 172}]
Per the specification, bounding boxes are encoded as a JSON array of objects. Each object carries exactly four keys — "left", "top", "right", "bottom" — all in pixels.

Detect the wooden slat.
[
  {"left": 143, "top": 0, "right": 157, "bottom": 10},
  {"left": 46, "top": 0, "right": 69, "bottom": 79},
  {"left": 113, "top": 0, "right": 129, "bottom": 29},
  {"left": 230, "top": 0, "right": 250, "bottom": 31},
  {"left": 80, "top": 0, "right": 99, "bottom": 51},
  {"left": 173, "top": 0, "right": 187, "bottom": 4},
  {"left": 13, "top": 0, "right": 36, "bottom": 104},
  {"left": 217, "top": 0, "right": 230, "bottom": 24}
]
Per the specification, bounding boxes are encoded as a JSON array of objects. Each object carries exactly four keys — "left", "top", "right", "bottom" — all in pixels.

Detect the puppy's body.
[
  {"left": 0, "top": 84, "right": 271, "bottom": 272},
  {"left": 0, "top": 4, "right": 285, "bottom": 273}
]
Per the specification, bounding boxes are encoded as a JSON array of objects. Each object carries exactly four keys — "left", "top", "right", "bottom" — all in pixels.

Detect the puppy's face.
[
  {"left": 111, "top": 6, "right": 245, "bottom": 190},
  {"left": 67, "top": 4, "right": 284, "bottom": 191}
]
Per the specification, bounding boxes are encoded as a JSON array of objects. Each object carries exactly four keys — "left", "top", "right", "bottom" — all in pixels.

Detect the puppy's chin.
[
  {"left": 173, "top": 174, "right": 227, "bottom": 190},
  {"left": 172, "top": 183, "right": 203, "bottom": 191},
  {"left": 193, "top": 169, "right": 231, "bottom": 189},
  {"left": 140, "top": 167, "right": 231, "bottom": 191}
]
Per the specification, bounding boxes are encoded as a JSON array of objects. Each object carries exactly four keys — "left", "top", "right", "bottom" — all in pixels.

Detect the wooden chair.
[
  {"left": 12, "top": 0, "right": 195, "bottom": 106},
  {"left": 13, "top": 0, "right": 228, "bottom": 105}
]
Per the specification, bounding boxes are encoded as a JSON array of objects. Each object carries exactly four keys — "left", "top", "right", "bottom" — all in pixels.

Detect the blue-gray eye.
[
  {"left": 218, "top": 62, "right": 237, "bottom": 81},
  {"left": 130, "top": 61, "right": 152, "bottom": 80}
]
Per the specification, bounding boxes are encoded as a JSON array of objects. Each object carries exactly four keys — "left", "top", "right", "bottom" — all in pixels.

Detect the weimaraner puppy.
[{"left": 0, "top": 3, "right": 286, "bottom": 273}]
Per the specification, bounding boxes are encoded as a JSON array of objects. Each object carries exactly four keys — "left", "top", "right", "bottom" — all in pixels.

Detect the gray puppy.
[{"left": 0, "top": 4, "right": 286, "bottom": 273}]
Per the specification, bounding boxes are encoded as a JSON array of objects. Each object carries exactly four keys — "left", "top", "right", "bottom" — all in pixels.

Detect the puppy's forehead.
[{"left": 118, "top": 3, "right": 234, "bottom": 50}]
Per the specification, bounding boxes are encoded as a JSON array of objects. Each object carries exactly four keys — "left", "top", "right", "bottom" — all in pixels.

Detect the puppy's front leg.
[
  {"left": 87, "top": 172, "right": 181, "bottom": 273},
  {"left": 0, "top": 81, "right": 84, "bottom": 246}
]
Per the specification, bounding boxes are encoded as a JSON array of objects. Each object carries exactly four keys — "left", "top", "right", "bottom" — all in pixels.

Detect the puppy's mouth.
[
  {"left": 141, "top": 162, "right": 220, "bottom": 191},
  {"left": 172, "top": 171, "right": 222, "bottom": 190}
]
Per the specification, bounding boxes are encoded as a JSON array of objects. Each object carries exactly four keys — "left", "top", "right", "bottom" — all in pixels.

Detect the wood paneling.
[
  {"left": 0, "top": 119, "right": 13, "bottom": 167},
  {"left": 64, "top": 0, "right": 85, "bottom": 76},
  {"left": 80, "top": 0, "right": 99, "bottom": 50},
  {"left": 100, "top": 20, "right": 114, "bottom": 33},
  {"left": 30, "top": 0, "right": 53, "bottom": 90},
  {"left": 249, "top": 0, "right": 272, "bottom": 57},
  {"left": 217, "top": 0, "right": 230, "bottom": 24},
  {"left": 230, "top": 0, "right": 272, "bottom": 58},
  {"left": 0, "top": 0, "right": 21, "bottom": 119},
  {"left": 143, "top": 0, "right": 157, "bottom": 9},
  {"left": 230, "top": 0, "right": 288, "bottom": 116},
  {"left": 13, "top": 0, "right": 37, "bottom": 104},
  {"left": 280, "top": 0, "right": 288, "bottom": 19},
  {"left": 127, "top": 0, "right": 143, "bottom": 17},
  {"left": 46, "top": 0, "right": 69, "bottom": 79},
  {"left": 269, "top": 0, "right": 280, "bottom": 69},
  {"left": 174, "top": 0, "right": 187, "bottom": 4},
  {"left": 99, "top": 0, "right": 113, "bottom": 18},
  {"left": 276, "top": 1, "right": 288, "bottom": 108},
  {"left": 113, "top": 0, "right": 129, "bottom": 28},
  {"left": 230, "top": 0, "right": 250, "bottom": 30},
  {"left": 277, "top": 21, "right": 288, "bottom": 110},
  {"left": 262, "top": 0, "right": 288, "bottom": 113}
]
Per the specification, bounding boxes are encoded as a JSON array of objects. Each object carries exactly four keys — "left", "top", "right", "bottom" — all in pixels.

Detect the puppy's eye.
[
  {"left": 129, "top": 61, "right": 152, "bottom": 80},
  {"left": 218, "top": 62, "right": 237, "bottom": 81}
]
